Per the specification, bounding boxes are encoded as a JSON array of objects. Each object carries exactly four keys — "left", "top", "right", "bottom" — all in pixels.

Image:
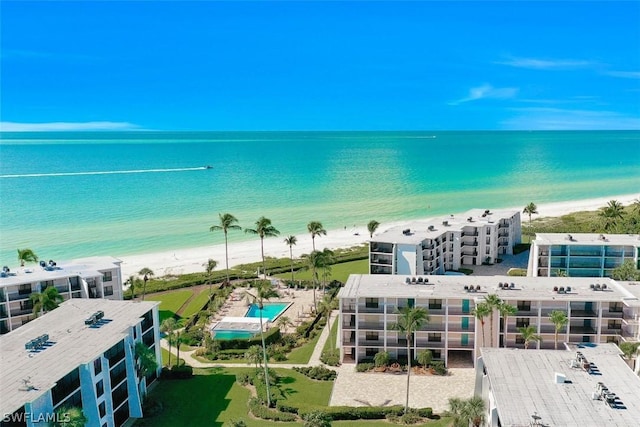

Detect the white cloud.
[
  {"left": 497, "top": 57, "right": 595, "bottom": 70},
  {"left": 0, "top": 121, "right": 141, "bottom": 132},
  {"left": 604, "top": 70, "right": 640, "bottom": 79},
  {"left": 449, "top": 84, "right": 518, "bottom": 105},
  {"left": 501, "top": 107, "right": 640, "bottom": 130}
]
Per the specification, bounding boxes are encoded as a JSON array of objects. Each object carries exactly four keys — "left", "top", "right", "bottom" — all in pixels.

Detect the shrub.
[
  {"left": 293, "top": 366, "right": 337, "bottom": 381},
  {"left": 299, "top": 405, "right": 404, "bottom": 421},
  {"left": 430, "top": 361, "right": 447, "bottom": 376},
  {"left": 275, "top": 401, "right": 299, "bottom": 414},
  {"left": 356, "top": 362, "right": 374, "bottom": 372},
  {"left": 303, "top": 411, "right": 332, "bottom": 427},
  {"left": 320, "top": 349, "right": 340, "bottom": 366},
  {"left": 248, "top": 398, "right": 297, "bottom": 422},
  {"left": 374, "top": 351, "right": 390, "bottom": 367},
  {"left": 507, "top": 268, "right": 527, "bottom": 277}
]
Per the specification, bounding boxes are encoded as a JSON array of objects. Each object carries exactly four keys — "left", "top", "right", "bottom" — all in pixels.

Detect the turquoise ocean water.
[{"left": 0, "top": 131, "right": 638, "bottom": 265}]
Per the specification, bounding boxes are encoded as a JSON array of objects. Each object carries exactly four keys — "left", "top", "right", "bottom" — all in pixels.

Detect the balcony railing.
[
  {"left": 356, "top": 322, "right": 385, "bottom": 330},
  {"left": 370, "top": 258, "right": 392, "bottom": 265},
  {"left": 568, "top": 326, "right": 596, "bottom": 334},
  {"left": 570, "top": 310, "right": 597, "bottom": 318},
  {"left": 7, "top": 292, "right": 30, "bottom": 302}
]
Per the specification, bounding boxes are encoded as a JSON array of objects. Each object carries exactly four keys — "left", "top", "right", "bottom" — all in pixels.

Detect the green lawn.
[
  {"left": 146, "top": 289, "right": 193, "bottom": 322},
  {"left": 160, "top": 347, "right": 185, "bottom": 367},
  {"left": 181, "top": 289, "right": 211, "bottom": 318},
  {"left": 275, "top": 259, "right": 369, "bottom": 284},
  {"left": 322, "top": 315, "right": 339, "bottom": 353},
  {"left": 140, "top": 366, "right": 449, "bottom": 426},
  {"left": 276, "top": 329, "right": 323, "bottom": 364}
]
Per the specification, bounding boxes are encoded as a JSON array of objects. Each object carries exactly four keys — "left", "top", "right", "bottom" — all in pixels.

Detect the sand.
[{"left": 118, "top": 193, "right": 638, "bottom": 278}]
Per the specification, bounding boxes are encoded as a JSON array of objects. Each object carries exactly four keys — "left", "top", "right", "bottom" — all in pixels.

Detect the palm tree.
[
  {"left": 17, "top": 248, "right": 38, "bottom": 267},
  {"left": 305, "top": 250, "right": 329, "bottom": 313},
  {"left": 126, "top": 275, "right": 139, "bottom": 299},
  {"left": 518, "top": 325, "right": 542, "bottom": 349},
  {"left": 204, "top": 258, "right": 218, "bottom": 296},
  {"left": 549, "top": 310, "right": 568, "bottom": 350},
  {"left": 483, "top": 294, "right": 502, "bottom": 347},
  {"left": 447, "top": 397, "right": 485, "bottom": 427},
  {"left": 52, "top": 406, "right": 87, "bottom": 427},
  {"left": 138, "top": 267, "right": 154, "bottom": 301},
  {"left": 284, "top": 235, "right": 297, "bottom": 285},
  {"left": 417, "top": 349, "right": 432, "bottom": 370},
  {"left": 160, "top": 318, "right": 178, "bottom": 367},
  {"left": 367, "top": 220, "right": 380, "bottom": 238},
  {"left": 275, "top": 315, "right": 294, "bottom": 333},
  {"left": 307, "top": 221, "right": 326, "bottom": 251},
  {"left": 245, "top": 344, "right": 263, "bottom": 372},
  {"left": 318, "top": 248, "right": 334, "bottom": 293},
  {"left": 619, "top": 342, "right": 640, "bottom": 361},
  {"left": 599, "top": 200, "right": 625, "bottom": 231},
  {"left": 245, "top": 217, "right": 280, "bottom": 278},
  {"left": 210, "top": 213, "right": 242, "bottom": 285},
  {"left": 472, "top": 302, "right": 490, "bottom": 348},
  {"left": 392, "top": 306, "right": 429, "bottom": 414},
  {"left": 498, "top": 302, "right": 517, "bottom": 348},
  {"left": 30, "top": 286, "right": 63, "bottom": 317},
  {"left": 522, "top": 202, "right": 538, "bottom": 241},
  {"left": 134, "top": 341, "right": 158, "bottom": 378},
  {"left": 244, "top": 281, "right": 280, "bottom": 407}
]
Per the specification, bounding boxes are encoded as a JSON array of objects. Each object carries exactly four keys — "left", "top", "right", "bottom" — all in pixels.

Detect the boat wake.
[{"left": 0, "top": 166, "right": 211, "bottom": 179}]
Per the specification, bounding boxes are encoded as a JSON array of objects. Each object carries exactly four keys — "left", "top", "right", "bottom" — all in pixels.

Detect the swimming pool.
[{"left": 245, "top": 302, "right": 290, "bottom": 322}]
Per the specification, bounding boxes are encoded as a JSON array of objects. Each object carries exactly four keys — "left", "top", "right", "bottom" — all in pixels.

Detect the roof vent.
[
  {"left": 554, "top": 372, "right": 566, "bottom": 384},
  {"left": 442, "top": 220, "right": 449, "bottom": 226},
  {"left": 467, "top": 217, "right": 473, "bottom": 222},
  {"left": 402, "top": 228, "right": 411, "bottom": 235},
  {"left": 25, "top": 334, "right": 50, "bottom": 352},
  {"left": 428, "top": 225, "right": 435, "bottom": 231}
]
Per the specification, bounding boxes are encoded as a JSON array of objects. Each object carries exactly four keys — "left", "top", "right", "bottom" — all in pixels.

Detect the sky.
[{"left": 1, "top": 1, "right": 639, "bottom": 131}]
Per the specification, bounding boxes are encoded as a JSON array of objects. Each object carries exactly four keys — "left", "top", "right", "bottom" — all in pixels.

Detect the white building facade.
[
  {"left": 0, "top": 257, "right": 124, "bottom": 334},
  {"left": 338, "top": 274, "right": 640, "bottom": 366},
  {"left": 0, "top": 299, "right": 161, "bottom": 427},
  {"left": 369, "top": 209, "right": 521, "bottom": 275},
  {"left": 527, "top": 233, "right": 640, "bottom": 278}
]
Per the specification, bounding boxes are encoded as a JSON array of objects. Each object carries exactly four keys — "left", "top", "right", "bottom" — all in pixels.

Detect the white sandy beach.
[{"left": 118, "top": 194, "right": 638, "bottom": 278}]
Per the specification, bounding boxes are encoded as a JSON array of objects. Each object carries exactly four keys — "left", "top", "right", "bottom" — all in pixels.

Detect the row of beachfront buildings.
[{"left": 1, "top": 208, "right": 639, "bottom": 426}]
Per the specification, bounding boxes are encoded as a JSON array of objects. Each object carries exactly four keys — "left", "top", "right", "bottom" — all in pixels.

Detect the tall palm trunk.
[
  {"left": 289, "top": 246, "right": 294, "bottom": 284},
  {"left": 259, "top": 304, "right": 272, "bottom": 407},
  {"left": 480, "top": 320, "right": 485, "bottom": 347},
  {"left": 224, "top": 231, "right": 229, "bottom": 284},
  {"left": 554, "top": 330, "right": 559, "bottom": 350},
  {"left": 167, "top": 336, "right": 173, "bottom": 367},
  {"left": 405, "top": 334, "right": 412, "bottom": 414},
  {"left": 489, "top": 310, "right": 494, "bottom": 347},
  {"left": 502, "top": 315, "right": 508, "bottom": 348},
  {"left": 260, "top": 237, "right": 266, "bottom": 278},
  {"left": 175, "top": 331, "right": 181, "bottom": 367}
]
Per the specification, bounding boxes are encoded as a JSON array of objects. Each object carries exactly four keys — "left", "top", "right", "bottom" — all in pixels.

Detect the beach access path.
[
  {"left": 160, "top": 309, "right": 474, "bottom": 413},
  {"left": 118, "top": 193, "right": 639, "bottom": 278}
]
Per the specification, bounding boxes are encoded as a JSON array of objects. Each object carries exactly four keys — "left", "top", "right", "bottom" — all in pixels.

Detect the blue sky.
[{"left": 1, "top": 1, "right": 639, "bottom": 131}]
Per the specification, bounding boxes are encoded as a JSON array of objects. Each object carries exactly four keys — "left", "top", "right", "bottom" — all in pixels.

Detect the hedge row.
[
  {"left": 160, "top": 365, "right": 193, "bottom": 380},
  {"left": 292, "top": 366, "right": 337, "bottom": 381},
  {"left": 275, "top": 403, "right": 434, "bottom": 421},
  {"left": 248, "top": 398, "right": 297, "bottom": 422}
]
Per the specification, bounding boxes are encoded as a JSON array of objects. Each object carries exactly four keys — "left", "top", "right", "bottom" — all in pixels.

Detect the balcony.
[
  {"left": 602, "top": 310, "right": 623, "bottom": 319},
  {"left": 371, "top": 243, "right": 393, "bottom": 254},
  {"left": 462, "top": 231, "right": 479, "bottom": 237},
  {"left": 498, "top": 230, "right": 509, "bottom": 237},
  {"left": 569, "top": 326, "right": 596, "bottom": 335},
  {"left": 570, "top": 310, "right": 597, "bottom": 318},
  {"left": 358, "top": 339, "right": 384, "bottom": 347},
  {"left": 462, "top": 250, "right": 478, "bottom": 256},
  {"left": 498, "top": 222, "right": 509, "bottom": 228},
  {"left": 356, "top": 322, "right": 385, "bottom": 330},
  {"left": 7, "top": 292, "right": 31, "bottom": 302},
  {"left": 370, "top": 257, "right": 392, "bottom": 265},
  {"left": 360, "top": 306, "right": 384, "bottom": 314},
  {"left": 448, "top": 340, "right": 475, "bottom": 349}
]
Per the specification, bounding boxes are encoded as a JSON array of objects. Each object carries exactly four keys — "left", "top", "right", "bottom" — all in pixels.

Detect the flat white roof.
[
  {"left": 0, "top": 299, "right": 157, "bottom": 416},
  {"left": 481, "top": 344, "right": 640, "bottom": 427},
  {"left": 0, "top": 256, "right": 122, "bottom": 288},
  {"left": 534, "top": 233, "right": 640, "bottom": 246},
  {"left": 372, "top": 208, "right": 519, "bottom": 245},
  {"left": 338, "top": 274, "right": 635, "bottom": 303}
]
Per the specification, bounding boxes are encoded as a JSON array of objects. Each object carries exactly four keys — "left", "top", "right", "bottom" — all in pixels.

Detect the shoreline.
[{"left": 117, "top": 193, "right": 638, "bottom": 278}]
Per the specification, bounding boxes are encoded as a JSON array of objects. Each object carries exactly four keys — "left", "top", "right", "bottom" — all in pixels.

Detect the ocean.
[{"left": 1, "top": 131, "right": 638, "bottom": 264}]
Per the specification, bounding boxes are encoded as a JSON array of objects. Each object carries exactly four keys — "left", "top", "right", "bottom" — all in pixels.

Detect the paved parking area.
[
  {"left": 468, "top": 250, "right": 530, "bottom": 276},
  {"left": 330, "top": 367, "right": 475, "bottom": 413}
]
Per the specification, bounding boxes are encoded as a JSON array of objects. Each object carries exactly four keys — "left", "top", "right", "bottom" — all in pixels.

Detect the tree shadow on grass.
[
  {"left": 159, "top": 310, "right": 179, "bottom": 323},
  {"left": 144, "top": 371, "right": 239, "bottom": 427}
]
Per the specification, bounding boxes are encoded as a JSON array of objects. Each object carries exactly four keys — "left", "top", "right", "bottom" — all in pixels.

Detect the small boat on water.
[{"left": 204, "top": 165, "right": 213, "bottom": 169}]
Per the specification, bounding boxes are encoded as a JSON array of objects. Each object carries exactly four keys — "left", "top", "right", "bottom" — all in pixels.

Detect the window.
[
  {"left": 608, "top": 320, "right": 621, "bottom": 330},
  {"left": 365, "top": 348, "right": 377, "bottom": 357},
  {"left": 99, "top": 402, "right": 106, "bottom": 418},
  {"left": 102, "top": 271, "right": 112, "bottom": 282},
  {"left": 18, "top": 284, "right": 31, "bottom": 295},
  {"left": 96, "top": 380, "right": 104, "bottom": 398},
  {"left": 609, "top": 302, "right": 623, "bottom": 313},
  {"left": 365, "top": 298, "right": 379, "bottom": 309},
  {"left": 104, "top": 286, "right": 114, "bottom": 296},
  {"left": 429, "top": 299, "right": 442, "bottom": 310},
  {"left": 517, "top": 301, "right": 531, "bottom": 311},
  {"left": 365, "top": 332, "right": 378, "bottom": 341},
  {"left": 515, "top": 336, "right": 525, "bottom": 345},
  {"left": 94, "top": 358, "right": 102, "bottom": 375},
  {"left": 486, "top": 229, "right": 491, "bottom": 235},
  {"left": 428, "top": 333, "right": 441, "bottom": 342},
  {"left": 515, "top": 318, "right": 529, "bottom": 328},
  {"left": 41, "top": 280, "right": 54, "bottom": 290}
]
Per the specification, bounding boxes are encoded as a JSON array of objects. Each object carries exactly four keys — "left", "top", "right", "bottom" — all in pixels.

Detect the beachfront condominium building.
[
  {"left": 338, "top": 274, "right": 640, "bottom": 366},
  {"left": 476, "top": 344, "right": 640, "bottom": 427},
  {"left": 369, "top": 209, "right": 521, "bottom": 275},
  {"left": 528, "top": 233, "right": 640, "bottom": 278},
  {"left": 0, "top": 257, "right": 124, "bottom": 335},
  {"left": 0, "top": 299, "right": 161, "bottom": 427}
]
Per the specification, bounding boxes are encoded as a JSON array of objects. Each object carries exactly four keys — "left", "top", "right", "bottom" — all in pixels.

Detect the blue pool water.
[
  {"left": 245, "top": 303, "right": 289, "bottom": 322},
  {"left": 213, "top": 330, "right": 257, "bottom": 340}
]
